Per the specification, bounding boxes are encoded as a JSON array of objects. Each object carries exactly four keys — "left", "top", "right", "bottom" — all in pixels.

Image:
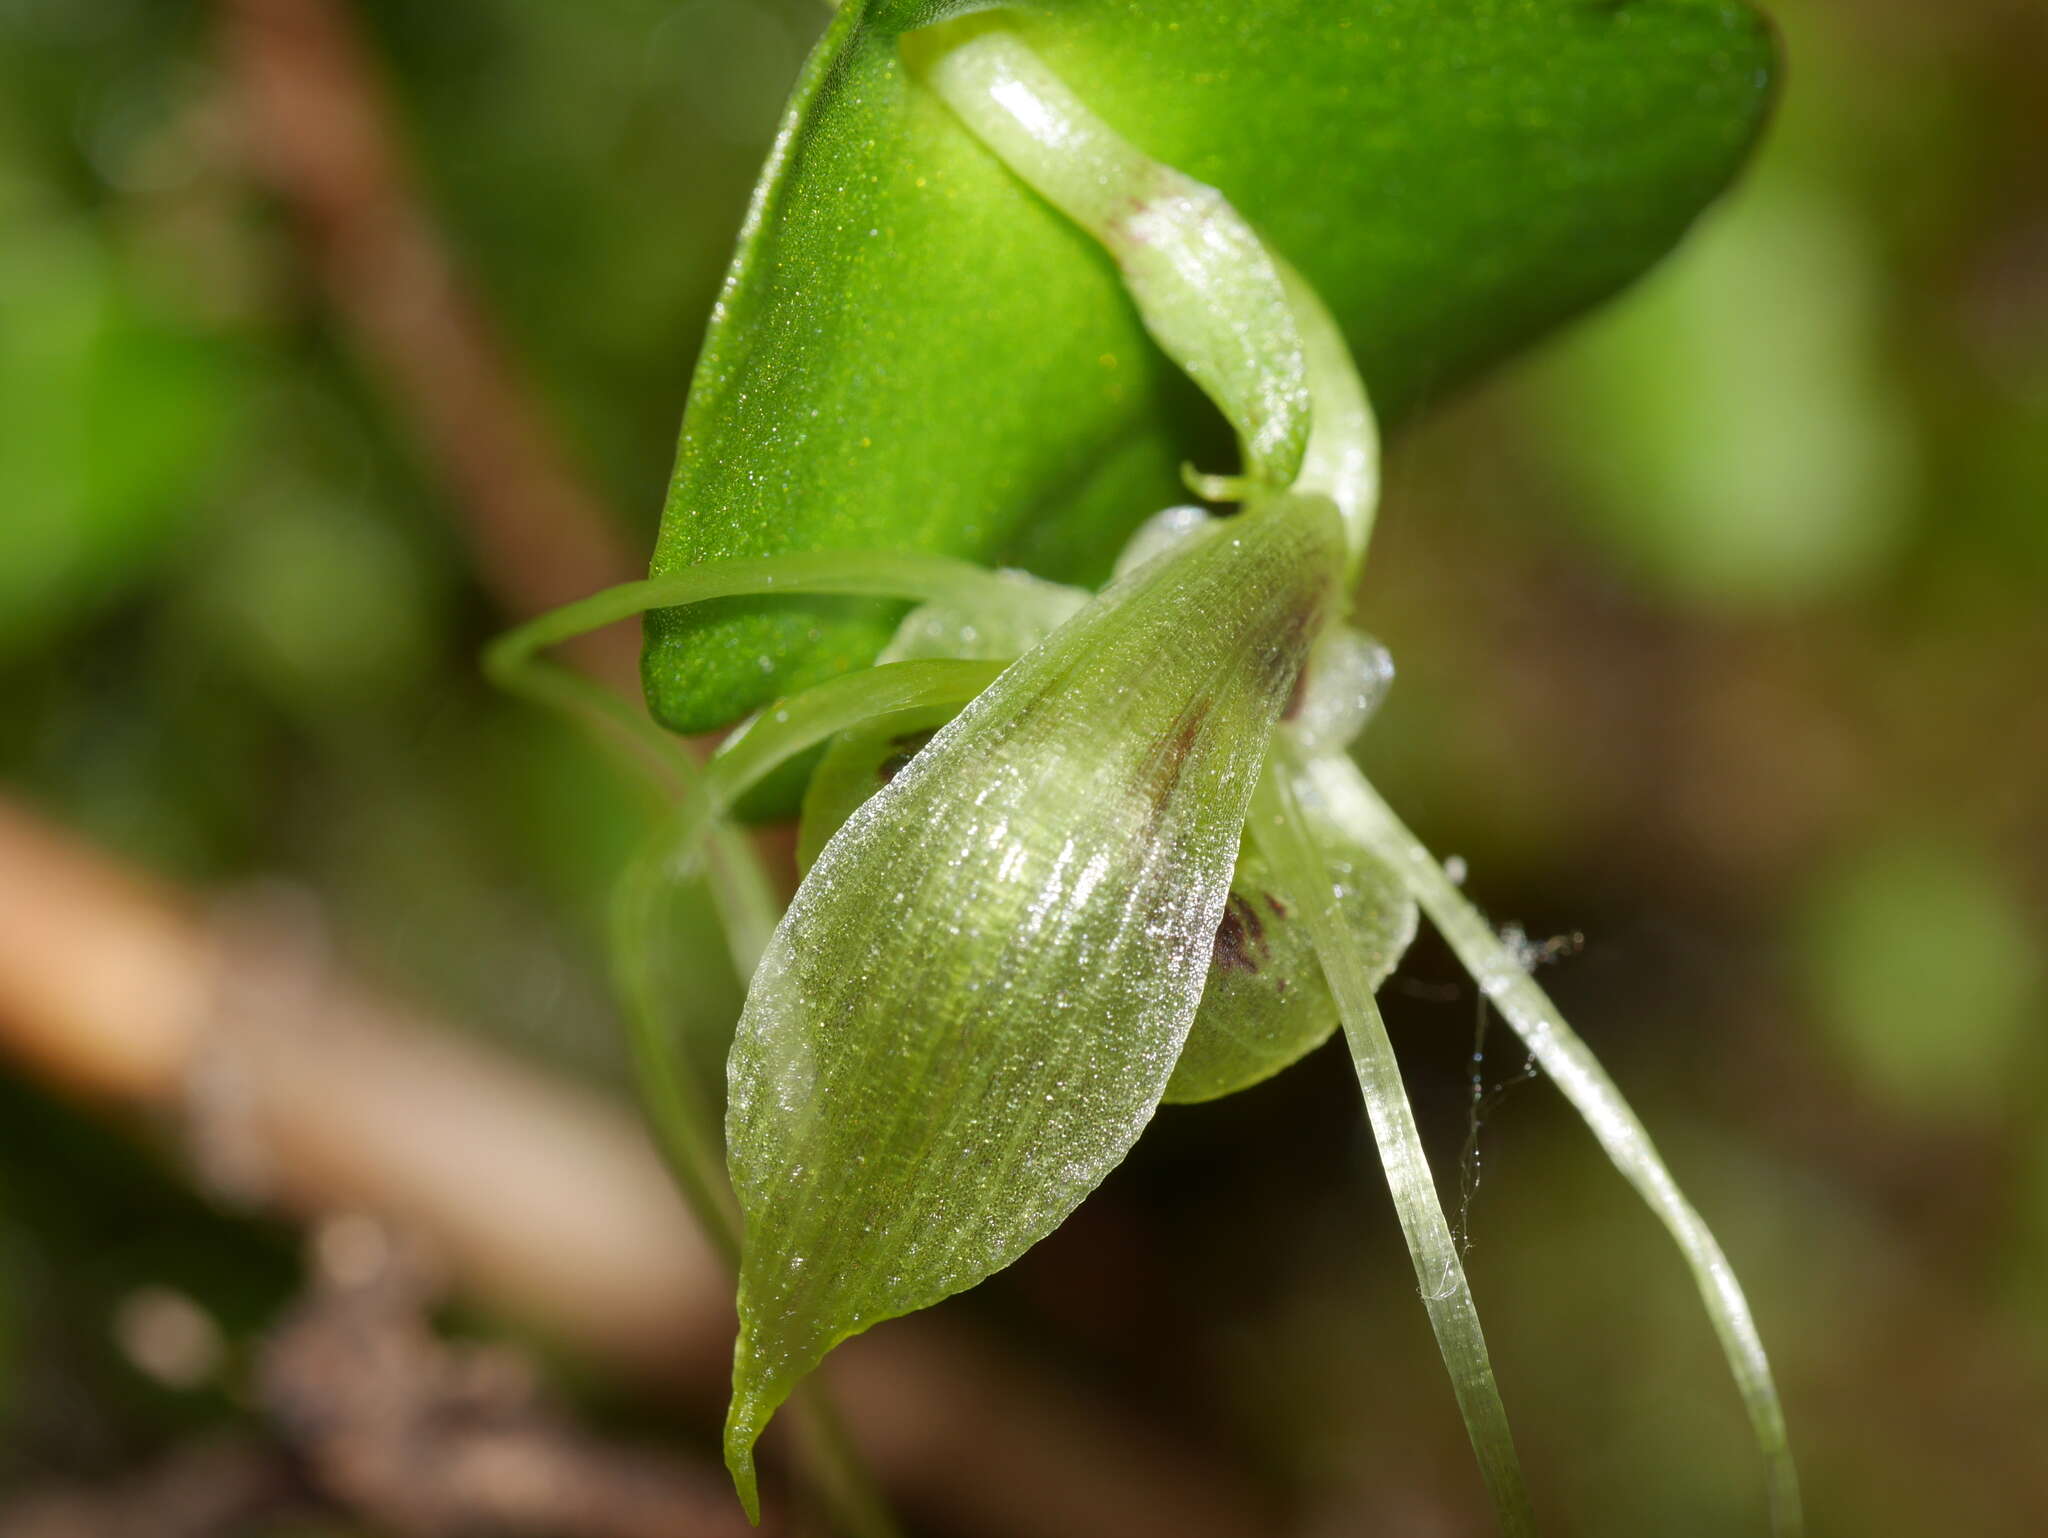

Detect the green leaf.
[
  {"left": 722, "top": 492, "right": 1343, "bottom": 1513},
  {"left": 0, "top": 219, "right": 236, "bottom": 658},
  {"left": 645, "top": 0, "right": 1778, "bottom": 731}
]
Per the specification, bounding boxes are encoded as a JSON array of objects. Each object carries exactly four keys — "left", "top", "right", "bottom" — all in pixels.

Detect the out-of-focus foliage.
[
  {"left": 0, "top": 215, "right": 237, "bottom": 657},
  {"left": 0, "top": 0, "right": 2043, "bottom": 1532},
  {"left": 1799, "top": 835, "right": 2040, "bottom": 1124},
  {"left": 1537, "top": 174, "right": 1915, "bottom": 605}
]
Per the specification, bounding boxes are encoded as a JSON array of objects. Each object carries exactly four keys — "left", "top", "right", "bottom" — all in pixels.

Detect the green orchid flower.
[{"left": 489, "top": 18, "right": 1799, "bottom": 1537}]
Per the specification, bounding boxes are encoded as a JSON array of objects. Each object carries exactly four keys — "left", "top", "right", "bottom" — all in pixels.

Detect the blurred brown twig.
[
  {"left": 0, "top": 795, "right": 1270, "bottom": 1538},
  {"left": 218, "top": 0, "right": 642, "bottom": 687}
]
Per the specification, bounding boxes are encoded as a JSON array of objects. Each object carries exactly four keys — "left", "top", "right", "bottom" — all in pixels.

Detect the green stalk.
[
  {"left": 1251, "top": 756, "right": 1537, "bottom": 1536},
  {"left": 1303, "top": 752, "right": 1803, "bottom": 1537},
  {"left": 483, "top": 613, "right": 779, "bottom": 1001},
  {"left": 709, "top": 660, "right": 1007, "bottom": 821},
  {"left": 484, "top": 550, "right": 1063, "bottom": 684},
  {"left": 1276, "top": 259, "right": 1381, "bottom": 569}
]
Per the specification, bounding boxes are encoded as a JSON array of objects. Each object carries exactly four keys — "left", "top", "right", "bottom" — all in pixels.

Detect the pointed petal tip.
[{"left": 724, "top": 1394, "right": 766, "bottom": 1524}]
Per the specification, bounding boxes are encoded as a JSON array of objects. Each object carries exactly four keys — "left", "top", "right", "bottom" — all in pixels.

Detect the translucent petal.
[
  {"left": 1113, "top": 505, "right": 1217, "bottom": 578},
  {"left": 877, "top": 568, "right": 1086, "bottom": 664},
  {"left": 796, "top": 574, "right": 1086, "bottom": 871},
  {"left": 1165, "top": 794, "right": 1415, "bottom": 1104},
  {"left": 722, "top": 493, "right": 1344, "bottom": 1509},
  {"left": 795, "top": 705, "right": 959, "bottom": 874},
  {"left": 803, "top": 596, "right": 1415, "bottom": 1100},
  {"left": 1283, "top": 625, "right": 1396, "bottom": 759}
]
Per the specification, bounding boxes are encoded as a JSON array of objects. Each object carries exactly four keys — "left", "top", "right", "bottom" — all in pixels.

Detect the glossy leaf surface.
[
  {"left": 645, "top": 0, "right": 1777, "bottom": 730},
  {"left": 723, "top": 493, "right": 1342, "bottom": 1507}
]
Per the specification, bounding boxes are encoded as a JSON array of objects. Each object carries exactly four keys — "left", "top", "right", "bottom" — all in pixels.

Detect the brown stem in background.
[
  {"left": 0, "top": 796, "right": 730, "bottom": 1375},
  {"left": 217, "top": 0, "right": 641, "bottom": 688},
  {"left": 0, "top": 796, "right": 1269, "bottom": 1538}
]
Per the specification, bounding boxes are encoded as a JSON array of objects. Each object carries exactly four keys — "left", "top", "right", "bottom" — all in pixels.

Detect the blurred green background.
[{"left": 1, "top": 0, "right": 2043, "bottom": 1534}]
